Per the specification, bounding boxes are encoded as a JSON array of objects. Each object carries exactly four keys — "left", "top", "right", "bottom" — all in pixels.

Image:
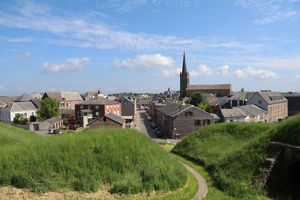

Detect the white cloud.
[
  {"left": 0, "top": 2, "right": 262, "bottom": 52},
  {"left": 163, "top": 63, "right": 277, "bottom": 79},
  {"left": 216, "top": 65, "right": 230, "bottom": 76},
  {"left": 115, "top": 54, "right": 174, "bottom": 70},
  {"left": 190, "top": 64, "right": 214, "bottom": 77},
  {"left": 233, "top": 67, "right": 277, "bottom": 79},
  {"left": 42, "top": 57, "right": 90, "bottom": 73},
  {"left": 234, "top": 0, "right": 298, "bottom": 24},
  {"left": 162, "top": 67, "right": 182, "bottom": 77}
]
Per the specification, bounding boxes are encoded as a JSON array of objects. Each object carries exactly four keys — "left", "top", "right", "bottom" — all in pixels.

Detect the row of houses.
[
  {"left": 0, "top": 91, "right": 138, "bottom": 132},
  {"left": 221, "top": 90, "right": 288, "bottom": 122}
]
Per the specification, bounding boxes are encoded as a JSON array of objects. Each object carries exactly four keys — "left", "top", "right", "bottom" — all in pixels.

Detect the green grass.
[
  {"left": 172, "top": 122, "right": 274, "bottom": 199},
  {"left": 172, "top": 115, "right": 300, "bottom": 199},
  {"left": 0, "top": 122, "right": 187, "bottom": 195}
]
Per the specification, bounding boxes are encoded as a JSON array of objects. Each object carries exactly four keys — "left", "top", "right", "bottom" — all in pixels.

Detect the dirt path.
[{"left": 181, "top": 162, "right": 208, "bottom": 200}]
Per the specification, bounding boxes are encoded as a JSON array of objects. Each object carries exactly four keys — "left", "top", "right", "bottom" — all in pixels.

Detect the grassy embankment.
[
  {"left": 0, "top": 122, "right": 189, "bottom": 198},
  {"left": 172, "top": 115, "right": 300, "bottom": 199},
  {"left": 172, "top": 121, "right": 274, "bottom": 199}
]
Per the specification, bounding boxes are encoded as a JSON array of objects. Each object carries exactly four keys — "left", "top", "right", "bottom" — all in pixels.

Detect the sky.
[{"left": 0, "top": 0, "right": 300, "bottom": 96}]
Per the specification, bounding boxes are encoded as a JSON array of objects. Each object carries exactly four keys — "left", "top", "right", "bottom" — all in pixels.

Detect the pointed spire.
[{"left": 182, "top": 51, "right": 187, "bottom": 74}]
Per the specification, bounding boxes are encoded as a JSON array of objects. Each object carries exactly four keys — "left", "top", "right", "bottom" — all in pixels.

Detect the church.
[{"left": 180, "top": 53, "right": 232, "bottom": 99}]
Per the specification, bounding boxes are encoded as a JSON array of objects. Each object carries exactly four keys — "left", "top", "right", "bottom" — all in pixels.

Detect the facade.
[
  {"left": 221, "top": 104, "right": 267, "bottom": 122},
  {"left": 179, "top": 53, "right": 231, "bottom": 98},
  {"left": 75, "top": 98, "right": 121, "bottom": 121},
  {"left": 247, "top": 91, "right": 288, "bottom": 122},
  {"left": 42, "top": 92, "right": 83, "bottom": 110},
  {"left": 0, "top": 102, "right": 37, "bottom": 123},
  {"left": 282, "top": 92, "right": 300, "bottom": 116},
  {"left": 155, "top": 103, "right": 216, "bottom": 139},
  {"left": 119, "top": 96, "right": 136, "bottom": 117}
]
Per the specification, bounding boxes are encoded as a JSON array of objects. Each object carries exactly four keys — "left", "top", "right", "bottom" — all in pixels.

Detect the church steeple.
[
  {"left": 180, "top": 52, "right": 189, "bottom": 99},
  {"left": 182, "top": 51, "right": 187, "bottom": 74}
]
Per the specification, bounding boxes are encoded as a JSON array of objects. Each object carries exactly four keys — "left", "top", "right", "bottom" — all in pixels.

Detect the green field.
[
  {"left": 0, "top": 122, "right": 187, "bottom": 195},
  {"left": 172, "top": 115, "right": 300, "bottom": 199}
]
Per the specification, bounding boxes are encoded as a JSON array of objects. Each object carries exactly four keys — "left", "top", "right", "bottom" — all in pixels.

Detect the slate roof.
[
  {"left": 157, "top": 103, "right": 192, "bottom": 117},
  {"left": 105, "top": 112, "right": 125, "bottom": 125},
  {"left": 208, "top": 96, "right": 229, "bottom": 106},
  {"left": 31, "top": 99, "right": 42, "bottom": 109},
  {"left": 44, "top": 92, "right": 83, "bottom": 101},
  {"left": 239, "top": 105, "right": 267, "bottom": 117},
  {"left": 61, "top": 92, "right": 83, "bottom": 101},
  {"left": 15, "top": 93, "right": 32, "bottom": 102},
  {"left": 45, "top": 117, "right": 63, "bottom": 124},
  {"left": 221, "top": 108, "right": 247, "bottom": 118},
  {"left": 230, "top": 92, "right": 255, "bottom": 101},
  {"left": 31, "top": 92, "right": 43, "bottom": 99},
  {"left": 77, "top": 98, "right": 120, "bottom": 105},
  {"left": 221, "top": 104, "right": 267, "bottom": 118},
  {"left": 253, "top": 91, "right": 287, "bottom": 105},
  {"left": 187, "top": 84, "right": 232, "bottom": 90},
  {"left": 2, "top": 102, "right": 37, "bottom": 112},
  {"left": 44, "top": 92, "right": 62, "bottom": 101},
  {"left": 137, "top": 99, "right": 150, "bottom": 105}
]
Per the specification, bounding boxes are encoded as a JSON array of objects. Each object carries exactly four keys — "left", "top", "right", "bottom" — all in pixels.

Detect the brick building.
[{"left": 75, "top": 98, "right": 121, "bottom": 121}]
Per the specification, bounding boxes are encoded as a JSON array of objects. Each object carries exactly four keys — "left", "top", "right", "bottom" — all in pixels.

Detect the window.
[
  {"left": 185, "top": 112, "right": 193, "bottom": 117},
  {"left": 95, "top": 105, "right": 99, "bottom": 109},
  {"left": 203, "top": 119, "right": 211, "bottom": 126},
  {"left": 194, "top": 120, "right": 201, "bottom": 126},
  {"left": 96, "top": 112, "right": 99, "bottom": 116},
  {"left": 258, "top": 100, "right": 262, "bottom": 104},
  {"left": 80, "top": 105, "right": 84, "bottom": 109}
]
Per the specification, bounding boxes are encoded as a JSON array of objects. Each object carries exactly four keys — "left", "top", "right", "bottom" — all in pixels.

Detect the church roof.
[
  {"left": 181, "top": 52, "right": 187, "bottom": 74},
  {"left": 187, "top": 84, "right": 232, "bottom": 90}
]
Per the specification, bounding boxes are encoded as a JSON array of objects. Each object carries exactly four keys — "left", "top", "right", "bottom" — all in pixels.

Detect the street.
[{"left": 134, "top": 109, "right": 157, "bottom": 138}]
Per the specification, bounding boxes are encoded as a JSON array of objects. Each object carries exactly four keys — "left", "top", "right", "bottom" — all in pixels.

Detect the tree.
[
  {"left": 37, "top": 98, "right": 60, "bottom": 120},
  {"left": 13, "top": 113, "right": 28, "bottom": 125},
  {"left": 189, "top": 92, "right": 211, "bottom": 112}
]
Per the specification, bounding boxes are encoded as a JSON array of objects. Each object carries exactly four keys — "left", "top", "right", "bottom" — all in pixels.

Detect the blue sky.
[{"left": 0, "top": 0, "right": 300, "bottom": 96}]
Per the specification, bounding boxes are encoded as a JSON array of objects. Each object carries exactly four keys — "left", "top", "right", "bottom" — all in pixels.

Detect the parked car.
[{"left": 48, "top": 129, "right": 61, "bottom": 134}]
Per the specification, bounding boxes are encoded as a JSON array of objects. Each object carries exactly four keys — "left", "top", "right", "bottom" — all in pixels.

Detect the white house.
[
  {"left": 0, "top": 102, "right": 37, "bottom": 123},
  {"left": 221, "top": 105, "right": 267, "bottom": 122},
  {"left": 247, "top": 91, "right": 288, "bottom": 122}
]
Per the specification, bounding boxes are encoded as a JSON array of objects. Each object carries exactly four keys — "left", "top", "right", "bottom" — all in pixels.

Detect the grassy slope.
[
  {"left": 172, "top": 122, "right": 274, "bottom": 199},
  {"left": 0, "top": 123, "right": 187, "bottom": 195}
]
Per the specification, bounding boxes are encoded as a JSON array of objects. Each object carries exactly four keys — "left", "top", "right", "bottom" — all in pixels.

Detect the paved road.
[
  {"left": 134, "top": 109, "right": 157, "bottom": 138},
  {"left": 181, "top": 162, "right": 208, "bottom": 200}
]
